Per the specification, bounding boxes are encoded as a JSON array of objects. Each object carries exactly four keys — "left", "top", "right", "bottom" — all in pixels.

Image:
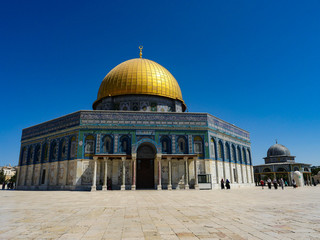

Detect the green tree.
[
  {"left": 0, "top": 169, "right": 5, "bottom": 184},
  {"left": 9, "top": 173, "right": 16, "bottom": 184},
  {"left": 311, "top": 167, "right": 320, "bottom": 176}
]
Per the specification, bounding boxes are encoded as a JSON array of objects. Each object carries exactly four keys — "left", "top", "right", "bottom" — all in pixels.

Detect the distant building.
[
  {"left": 254, "top": 143, "right": 312, "bottom": 185},
  {"left": 0, "top": 165, "right": 17, "bottom": 181}
]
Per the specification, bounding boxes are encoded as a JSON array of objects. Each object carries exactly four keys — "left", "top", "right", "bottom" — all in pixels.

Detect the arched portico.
[{"left": 136, "top": 143, "right": 157, "bottom": 189}]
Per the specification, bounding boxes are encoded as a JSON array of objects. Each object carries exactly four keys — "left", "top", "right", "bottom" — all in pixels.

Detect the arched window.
[
  {"left": 254, "top": 169, "right": 260, "bottom": 174},
  {"left": 69, "top": 136, "right": 77, "bottom": 159},
  {"left": 42, "top": 143, "right": 49, "bottom": 163},
  {"left": 225, "top": 143, "right": 230, "bottom": 161},
  {"left": 247, "top": 149, "right": 252, "bottom": 165},
  {"left": 85, "top": 135, "right": 95, "bottom": 154},
  {"left": 294, "top": 167, "right": 299, "bottom": 171},
  {"left": 193, "top": 136, "right": 203, "bottom": 154},
  {"left": 177, "top": 137, "right": 187, "bottom": 154},
  {"left": 232, "top": 145, "right": 236, "bottom": 163},
  {"left": 103, "top": 135, "right": 113, "bottom": 153},
  {"left": 263, "top": 168, "right": 271, "bottom": 172},
  {"left": 34, "top": 145, "right": 40, "bottom": 163},
  {"left": 218, "top": 141, "right": 223, "bottom": 159},
  {"left": 59, "top": 140, "right": 66, "bottom": 160},
  {"left": 277, "top": 168, "right": 287, "bottom": 172},
  {"left": 304, "top": 167, "right": 309, "bottom": 172},
  {"left": 242, "top": 148, "right": 247, "bottom": 164},
  {"left": 210, "top": 138, "right": 216, "bottom": 158},
  {"left": 237, "top": 147, "right": 242, "bottom": 164},
  {"left": 120, "top": 136, "right": 130, "bottom": 154},
  {"left": 50, "top": 141, "right": 57, "bottom": 161},
  {"left": 161, "top": 136, "right": 171, "bottom": 154}
]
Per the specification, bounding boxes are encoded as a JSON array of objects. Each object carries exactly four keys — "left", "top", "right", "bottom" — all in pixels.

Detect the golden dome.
[{"left": 93, "top": 58, "right": 186, "bottom": 110}]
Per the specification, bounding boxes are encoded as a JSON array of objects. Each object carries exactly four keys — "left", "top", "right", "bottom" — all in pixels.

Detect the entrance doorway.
[{"left": 136, "top": 144, "right": 156, "bottom": 189}]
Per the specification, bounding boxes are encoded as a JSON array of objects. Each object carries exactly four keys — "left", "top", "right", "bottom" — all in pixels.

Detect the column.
[
  {"left": 288, "top": 172, "right": 291, "bottom": 186},
  {"left": 251, "top": 165, "right": 254, "bottom": 183},
  {"left": 121, "top": 157, "right": 126, "bottom": 190},
  {"left": 91, "top": 156, "right": 98, "bottom": 191},
  {"left": 184, "top": 157, "right": 189, "bottom": 190},
  {"left": 240, "top": 164, "right": 244, "bottom": 183},
  {"left": 194, "top": 157, "right": 199, "bottom": 190},
  {"left": 157, "top": 155, "right": 162, "bottom": 190},
  {"left": 309, "top": 173, "right": 312, "bottom": 186},
  {"left": 273, "top": 172, "right": 276, "bottom": 180},
  {"left": 102, "top": 157, "right": 108, "bottom": 191},
  {"left": 229, "top": 162, "right": 233, "bottom": 183},
  {"left": 131, "top": 155, "right": 136, "bottom": 190},
  {"left": 168, "top": 158, "right": 172, "bottom": 190}
]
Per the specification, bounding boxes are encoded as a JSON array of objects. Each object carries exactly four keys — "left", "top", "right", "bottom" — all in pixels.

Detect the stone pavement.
[{"left": 0, "top": 187, "right": 319, "bottom": 240}]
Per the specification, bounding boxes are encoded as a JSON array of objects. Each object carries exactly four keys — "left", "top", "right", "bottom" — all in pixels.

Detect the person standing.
[
  {"left": 260, "top": 179, "right": 265, "bottom": 189},
  {"left": 280, "top": 178, "right": 284, "bottom": 190},
  {"left": 226, "top": 179, "right": 230, "bottom": 189},
  {"left": 267, "top": 178, "right": 272, "bottom": 189},
  {"left": 292, "top": 179, "right": 297, "bottom": 188},
  {"left": 273, "top": 178, "right": 278, "bottom": 189},
  {"left": 220, "top": 178, "right": 225, "bottom": 190}
]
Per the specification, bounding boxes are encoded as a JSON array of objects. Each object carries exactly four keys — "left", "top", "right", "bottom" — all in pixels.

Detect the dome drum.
[{"left": 93, "top": 94, "right": 183, "bottom": 112}]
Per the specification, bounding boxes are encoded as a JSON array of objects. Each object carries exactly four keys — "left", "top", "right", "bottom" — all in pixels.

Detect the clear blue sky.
[{"left": 1, "top": 1, "right": 319, "bottom": 167}]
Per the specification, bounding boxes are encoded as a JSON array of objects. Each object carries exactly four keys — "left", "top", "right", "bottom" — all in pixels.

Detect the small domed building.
[
  {"left": 254, "top": 142, "right": 312, "bottom": 185},
  {"left": 16, "top": 48, "right": 254, "bottom": 191}
]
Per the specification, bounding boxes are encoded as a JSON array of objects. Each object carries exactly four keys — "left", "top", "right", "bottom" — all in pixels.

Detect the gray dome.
[{"left": 267, "top": 144, "right": 291, "bottom": 157}]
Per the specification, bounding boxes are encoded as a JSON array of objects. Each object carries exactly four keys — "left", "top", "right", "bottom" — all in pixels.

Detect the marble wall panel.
[{"left": 49, "top": 162, "right": 57, "bottom": 186}]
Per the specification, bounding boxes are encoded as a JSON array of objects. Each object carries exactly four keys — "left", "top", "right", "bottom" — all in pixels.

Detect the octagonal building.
[{"left": 16, "top": 50, "right": 254, "bottom": 191}]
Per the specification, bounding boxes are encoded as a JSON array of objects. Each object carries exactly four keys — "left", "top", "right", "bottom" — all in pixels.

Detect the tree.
[
  {"left": 0, "top": 169, "right": 5, "bottom": 184},
  {"left": 9, "top": 173, "right": 16, "bottom": 184},
  {"left": 311, "top": 167, "right": 320, "bottom": 176}
]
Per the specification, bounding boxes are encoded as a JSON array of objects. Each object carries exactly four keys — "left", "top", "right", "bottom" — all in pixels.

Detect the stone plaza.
[{"left": 1, "top": 187, "right": 319, "bottom": 239}]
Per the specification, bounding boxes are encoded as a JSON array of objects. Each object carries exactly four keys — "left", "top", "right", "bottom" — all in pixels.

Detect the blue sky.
[{"left": 0, "top": 1, "right": 319, "bottom": 166}]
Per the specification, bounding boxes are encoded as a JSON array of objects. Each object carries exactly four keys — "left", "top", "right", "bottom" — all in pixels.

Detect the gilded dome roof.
[
  {"left": 267, "top": 144, "right": 291, "bottom": 157},
  {"left": 93, "top": 58, "right": 185, "bottom": 110}
]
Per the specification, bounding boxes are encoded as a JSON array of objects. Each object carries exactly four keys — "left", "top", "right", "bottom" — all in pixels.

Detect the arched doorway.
[{"left": 136, "top": 143, "right": 156, "bottom": 189}]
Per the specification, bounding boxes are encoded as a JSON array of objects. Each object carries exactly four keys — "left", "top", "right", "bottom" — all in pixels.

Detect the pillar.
[
  {"left": 240, "top": 164, "right": 244, "bottom": 183},
  {"left": 91, "top": 156, "right": 98, "bottom": 191},
  {"left": 229, "top": 162, "right": 233, "bottom": 183},
  {"left": 131, "top": 155, "right": 136, "bottom": 190},
  {"left": 168, "top": 158, "right": 172, "bottom": 190},
  {"left": 157, "top": 155, "right": 162, "bottom": 190},
  {"left": 121, "top": 157, "right": 126, "bottom": 190},
  {"left": 309, "top": 173, "right": 312, "bottom": 186},
  {"left": 102, "top": 157, "right": 108, "bottom": 191},
  {"left": 184, "top": 157, "right": 189, "bottom": 190},
  {"left": 288, "top": 172, "right": 291, "bottom": 186},
  {"left": 194, "top": 157, "right": 199, "bottom": 190}
]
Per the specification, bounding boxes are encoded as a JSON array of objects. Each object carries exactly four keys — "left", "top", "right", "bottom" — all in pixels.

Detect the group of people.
[
  {"left": 220, "top": 178, "right": 231, "bottom": 189},
  {"left": 2, "top": 182, "right": 15, "bottom": 190},
  {"left": 259, "top": 178, "right": 296, "bottom": 190}
]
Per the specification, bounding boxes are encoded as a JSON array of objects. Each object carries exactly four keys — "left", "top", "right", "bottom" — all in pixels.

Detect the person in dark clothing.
[
  {"left": 220, "top": 178, "right": 225, "bottom": 189},
  {"left": 267, "top": 178, "right": 272, "bottom": 189},
  {"left": 226, "top": 179, "right": 230, "bottom": 189},
  {"left": 273, "top": 178, "right": 278, "bottom": 189},
  {"left": 292, "top": 179, "right": 297, "bottom": 188}
]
